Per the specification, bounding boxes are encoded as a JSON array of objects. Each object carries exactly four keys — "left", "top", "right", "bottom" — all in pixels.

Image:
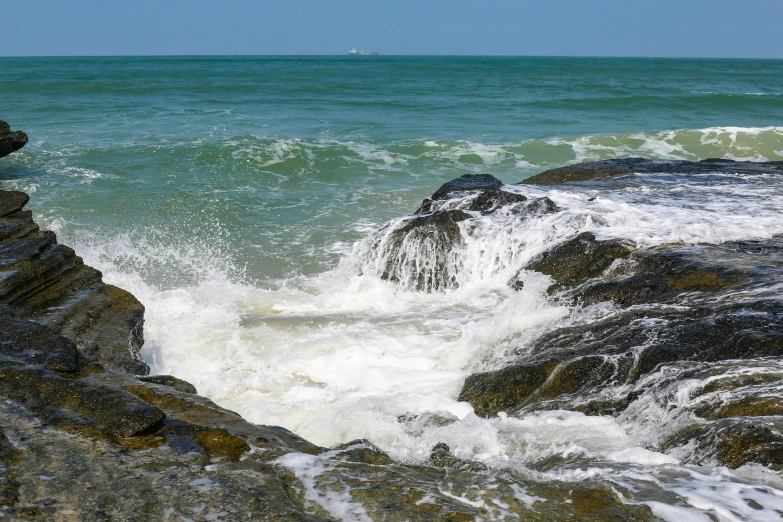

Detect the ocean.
[{"left": 2, "top": 55, "right": 783, "bottom": 520}]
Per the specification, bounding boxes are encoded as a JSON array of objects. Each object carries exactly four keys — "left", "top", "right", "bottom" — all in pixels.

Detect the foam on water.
[{"left": 48, "top": 160, "right": 783, "bottom": 520}]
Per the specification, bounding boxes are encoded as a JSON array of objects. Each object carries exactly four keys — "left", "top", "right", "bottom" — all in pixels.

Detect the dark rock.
[
  {"left": 0, "top": 429, "right": 20, "bottom": 464},
  {"left": 460, "top": 354, "right": 639, "bottom": 418},
  {"left": 0, "top": 121, "right": 28, "bottom": 159},
  {"left": 0, "top": 195, "right": 149, "bottom": 375},
  {"left": 416, "top": 173, "right": 503, "bottom": 213},
  {"left": 0, "top": 365, "right": 166, "bottom": 439},
  {"left": 468, "top": 188, "right": 526, "bottom": 213},
  {"left": 395, "top": 209, "right": 470, "bottom": 236},
  {"left": 376, "top": 210, "right": 470, "bottom": 291},
  {"left": 333, "top": 439, "right": 395, "bottom": 465},
  {"left": 0, "top": 191, "right": 29, "bottom": 218},
  {"left": 575, "top": 246, "right": 744, "bottom": 307},
  {"left": 668, "top": 418, "right": 783, "bottom": 470},
  {"left": 521, "top": 157, "right": 783, "bottom": 185},
  {"left": 138, "top": 374, "right": 197, "bottom": 394},
  {"left": 459, "top": 361, "right": 558, "bottom": 417},
  {"left": 0, "top": 314, "right": 79, "bottom": 373},
  {"left": 431, "top": 173, "right": 504, "bottom": 200},
  {"left": 511, "top": 196, "right": 558, "bottom": 216},
  {"left": 633, "top": 300, "right": 783, "bottom": 378},
  {"left": 0, "top": 210, "right": 39, "bottom": 242},
  {"left": 428, "top": 442, "right": 488, "bottom": 472},
  {"left": 525, "top": 232, "right": 634, "bottom": 288}
]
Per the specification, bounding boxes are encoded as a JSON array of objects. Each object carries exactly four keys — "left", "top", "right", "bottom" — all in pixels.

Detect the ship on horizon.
[{"left": 348, "top": 49, "right": 379, "bottom": 56}]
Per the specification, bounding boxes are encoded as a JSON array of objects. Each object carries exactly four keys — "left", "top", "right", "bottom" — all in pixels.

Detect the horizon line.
[{"left": 1, "top": 53, "right": 782, "bottom": 60}]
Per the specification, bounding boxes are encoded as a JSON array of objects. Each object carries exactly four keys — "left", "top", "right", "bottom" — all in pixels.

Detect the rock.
[
  {"left": 511, "top": 196, "right": 558, "bottom": 216},
  {"left": 0, "top": 314, "right": 79, "bottom": 373},
  {"left": 332, "top": 439, "right": 395, "bottom": 466},
  {"left": 574, "top": 246, "right": 744, "bottom": 307},
  {"left": 373, "top": 209, "right": 470, "bottom": 291},
  {"left": 0, "top": 193, "right": 148, "bottom": 375},
  {"left": 0, "top": 121, "right": 28, "bottom": 159},
  {"left": 459, "top": 361, "right": 557, "bottom": 417},
  {"left": 428, "top": 442, "right": 488, "bottom": 472},
  {"left": 0, "top": 364, "right": 166, "bottom": 439},
  {"left": 468, "top": 188, "right": 527, "bottom": 213},
  {"left": 138, "top": 374, "right": 198, "bottom": 394},
  {"left": 195, "top": 427, "right": 250, "bottom": 461},
  {"left": 521, "top": 157, "right": 783, "bottom": 185},
  {"left": 416, "top": 173, "right": 503, "bottom": 213},
  {"left": 461, "top": 231, "right": 783, "bottom": 471},
  {"left": 0, "top": 191, "right": 29, "bottom": 218},
  {"left": 431, "top": 173, "right": 504, "bottom": 201},
  {"left": 668, "top": 418, "right": 783, "bottom": 470},
  {"left": 524, "top": 232, "right": 634, "bottom": 288}
]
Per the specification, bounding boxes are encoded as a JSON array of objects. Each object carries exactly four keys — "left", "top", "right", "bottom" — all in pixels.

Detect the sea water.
[{"left": 2, "top": 55, "right": 783, "bottom": 520}]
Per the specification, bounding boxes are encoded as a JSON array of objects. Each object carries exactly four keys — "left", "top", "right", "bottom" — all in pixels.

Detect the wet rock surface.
[
  {"left": 373, "top": 210, "right": 470, "bottom": 291},
  {"left": 0, "top": 189, "right": 654, "bottom": 520},
  {"left": 367, "top": 174, "right": 540, "bottom": 292},
  {"left": 0, "top": 122, "right": 28, "bottom": 159},
  {"left": 524, "top": 231, "right": 634, "bottom": 288},
  {"left": 522, "top": 157, "right": 783, "bottom": 185},
  {"left": 458, "top": 159, "right": 783, "bottom": 473},
  {"left": 416, "top": 173, "right": 503, "bottom": 213}
]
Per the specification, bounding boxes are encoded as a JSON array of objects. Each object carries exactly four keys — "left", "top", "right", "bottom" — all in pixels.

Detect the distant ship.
[{"left": 348, "top": 49, "right": 380, "bottom": 56}]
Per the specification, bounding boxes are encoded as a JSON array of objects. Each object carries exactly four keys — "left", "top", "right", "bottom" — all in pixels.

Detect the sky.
[{"left": 1, "top": 0, "right": 782, "bottom": 58}]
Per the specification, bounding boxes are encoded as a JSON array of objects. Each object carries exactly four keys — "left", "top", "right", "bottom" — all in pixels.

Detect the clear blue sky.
[{"left": 2, "top": 0, "right": 782, "bottom": 58}]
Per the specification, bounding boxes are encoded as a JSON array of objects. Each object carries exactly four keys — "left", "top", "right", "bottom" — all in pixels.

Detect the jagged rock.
[
  {"left": 667, "top": 418, "right": 783, "bottom": 470},
  {"left": 332, "top": 439, "right": 395, "bottom": 466},
  {"left": 459, "top": 361, "right": 557, "bottom": 417},
  {"left": 0, "top": 121, "right": 28, "bottom": 159},
  {"left": 138, "top": 374, "right": 197, "bottom": 394},
  {"left": 376, "top": 209, "right": 470, "bottom": 291},
  {"left": 195, "top": 427, "right": 250, "bottom": 461},
  {"left": 0, "top": 191, "right": 29, "bottom": 218},
  {"left": 572, "top": 246, "right": 744, "bottom": 306},
  {"left": 524, "top": 231, "right": 634, "bottom": 288},
  {"left": 464, "top": 237, "right": 783, "bottom": 437},
  {"left": 468, "top": 188, "right": 527, "bottom": 213},
  {"left": 521, "top": 157, "right": 783, "bottom": 185},
  {"left": 416, "top": 173, "right": 503, "bottom": 213},
  {"left": 512, "top": 196, "right": 558, "bottom": 216},
  {"left": 0, "top": 365, "right": 166, "bottom": 439}
]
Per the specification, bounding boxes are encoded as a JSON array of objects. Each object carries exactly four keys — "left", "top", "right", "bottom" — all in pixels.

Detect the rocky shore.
[{"left": 2, "top": 124, "right": 782, "bottom": 520}]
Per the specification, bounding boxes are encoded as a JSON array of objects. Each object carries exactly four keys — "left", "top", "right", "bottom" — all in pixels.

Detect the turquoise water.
[
  {"left": 4, "top": 56, "right": 783, "bottom": 519},
  {"left": 2, "top": 56, "right": 783, "bottom": 281}
]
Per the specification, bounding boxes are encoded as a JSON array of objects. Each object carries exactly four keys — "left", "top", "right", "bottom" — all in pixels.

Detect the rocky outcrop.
[
  {"left": 0, "top": 189, "right": 653, "bottom": 520},
  {"left": 0, "top": 121, "right": 28, "bottom": 159},
  {"left": 416, "top": 173, "right": 503, "bottom": 213},
  {"left": 521, "top": 157, "right": 783, "bottom": 185},
  {"left": 373, "top": 209, "right": 470, "bottom": 291},
  {"left": 0, "top": 192, "right": 146, "bottom": 375},
  {"left": 370, "top": 173, "right": 543, "bottom": 292},
  {"left": 457, "top": 159, "right": 783, "bottom": 471},
  {"left": 523, "top": 232, "right": 634, "bottom": 289},
  {"left": 462, "top": 238, "right": 783, "bottom": 421}
]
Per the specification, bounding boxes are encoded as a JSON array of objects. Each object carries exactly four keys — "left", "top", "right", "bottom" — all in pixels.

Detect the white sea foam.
[{"left": 276, "top": 452, "right": 373, "bottom": 521}]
